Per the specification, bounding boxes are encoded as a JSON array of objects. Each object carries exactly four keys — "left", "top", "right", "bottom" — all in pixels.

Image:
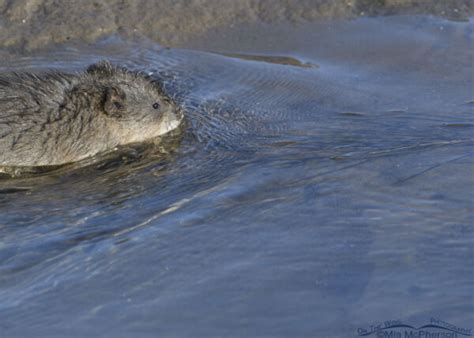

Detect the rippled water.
[{"left": 0, "top": 16, "right": 473, "bottom": 337}]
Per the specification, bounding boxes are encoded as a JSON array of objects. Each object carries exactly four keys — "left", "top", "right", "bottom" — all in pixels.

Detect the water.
[{"left": 0, "top": 16, "right": 473, "bottom": 337}]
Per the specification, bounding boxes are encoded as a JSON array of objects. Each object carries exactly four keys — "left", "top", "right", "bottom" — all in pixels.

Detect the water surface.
[{"left": 0, "top": 15, "right": 473, "bottom": 337}]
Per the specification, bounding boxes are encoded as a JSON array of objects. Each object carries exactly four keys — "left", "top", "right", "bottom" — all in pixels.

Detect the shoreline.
[{"left": 0, "top": 0, "right": 472, "bottom": 52}]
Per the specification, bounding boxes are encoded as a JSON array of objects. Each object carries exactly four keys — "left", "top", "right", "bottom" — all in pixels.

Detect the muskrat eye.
[{"left": 152, "top": 102, "right": 160, "bottom": 109}]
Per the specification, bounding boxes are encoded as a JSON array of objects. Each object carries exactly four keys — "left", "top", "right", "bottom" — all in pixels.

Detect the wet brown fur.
[{"left": 0, "top": 61, "right": 182, "bottom": 166}]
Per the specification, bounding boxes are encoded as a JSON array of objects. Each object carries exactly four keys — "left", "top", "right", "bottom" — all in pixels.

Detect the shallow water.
[{"left": 0, "top": 16, "right": 473, "bottom": 337}]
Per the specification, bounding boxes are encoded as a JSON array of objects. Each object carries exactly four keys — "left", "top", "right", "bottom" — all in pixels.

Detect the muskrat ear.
[
  {"left": 87, "top": 61, "right": 115, "bottom": 77},
  {"left": 103, "top": 86, "right": 126, "bottom": 118}
]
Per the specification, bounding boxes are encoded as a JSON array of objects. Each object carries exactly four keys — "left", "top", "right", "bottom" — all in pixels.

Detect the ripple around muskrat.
[{"left": 1, "top": 36, "right": 472, "bottom": 184}]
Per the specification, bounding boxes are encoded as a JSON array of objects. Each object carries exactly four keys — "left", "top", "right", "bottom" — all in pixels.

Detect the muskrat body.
[{"left": 0, "top": 61, "right": 183, "bottom": 167}]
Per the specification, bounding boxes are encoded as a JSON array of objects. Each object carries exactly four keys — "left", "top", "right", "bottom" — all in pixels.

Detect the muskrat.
[{"left": 0, "top": 61, "right": 183, "bottom": 167}]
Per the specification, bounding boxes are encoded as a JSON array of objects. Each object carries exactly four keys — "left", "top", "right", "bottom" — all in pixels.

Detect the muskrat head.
[{"left": 87, "top": 61, "right": 183, "bottom": 144}]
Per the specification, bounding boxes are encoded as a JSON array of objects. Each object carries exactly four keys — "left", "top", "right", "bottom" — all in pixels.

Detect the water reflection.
[{"left": 0, "top": 15, "right": 472, "bottom": 337}]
